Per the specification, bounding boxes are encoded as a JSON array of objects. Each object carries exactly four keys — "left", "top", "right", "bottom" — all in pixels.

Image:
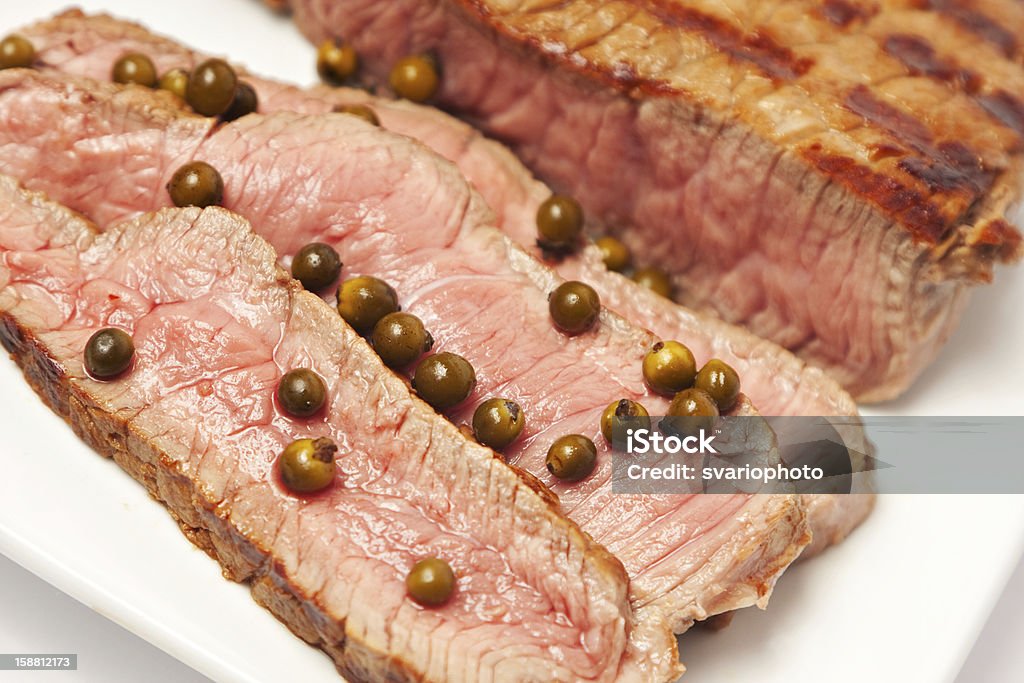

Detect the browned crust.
[
  {"left": 978, "top": 91, "right": 1024, "bottom": 137},
  {"left": 452, "top": 0, "right": 678, "bottom": 96},
  {"left": 448, "top": 0, "right": 1023, "bottom": 260},
  {"left": 819, "top": 0, "right": 879, "bottom": 27},
  {"left": 882, "top": 33, "right": 982, "bottom": 92},
  {"left": 640, "top": 0, "right": 814, "bottom": 81},
  {"left": 803, "top": 145, "right": 946, "bottom": 241},
  {"left": 925, "top": 0, "right": 1019, "bottom": 59}
]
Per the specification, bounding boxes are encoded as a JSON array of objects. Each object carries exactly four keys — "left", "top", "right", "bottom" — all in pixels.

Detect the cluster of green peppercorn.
[
  {"left": 54, "top": 34, "right": 745, "bottom": 611},
  {"left": 536, "top": 193, "right": 676, "bottom": 299},
  {"left": 0, "top": 29, "right": 465, "bottom": 612}
]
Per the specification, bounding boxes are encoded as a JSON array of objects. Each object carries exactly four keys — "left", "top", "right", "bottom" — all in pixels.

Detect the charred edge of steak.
[
  {"left": 803, "top": 85, "right": 1023, "bottom": 261},
  {"left": 449, "top": 0, "right": 675, "bottom": 95},
  {"left": 882, "top": 34, "right": 1024, "bottom": 146},
  {"left": 804, "top": 140, "right": 1023, "bottom": 267},
  {"left": 927, "top": 0, "right": 1019, "bottom": 60},
  {"left": 803, "top": 146, "right": 950, "bottom": 241},
  {"left": 883, "top": 34, "right": 982, "bottom": 94},
  {"left": 443, "top": 1, "right": 1018, "bottom": 260},
  {"left": 640, "top": 0, "right": 814, "bottom": 81},
  {"left": 844, "top": 86, "right": 994, "bottom": 192},
  {"left": 454, "top": 0, "right": 811, "bottom": 92},
  {"left": 977, "top": 91, "right": 1024, "bottom": 138},
  {"left": 819, "top": 0, "right": 878, "bottom": 28},
  {"left": 0, "top": 313, "right": 425, "bottom": 682}
]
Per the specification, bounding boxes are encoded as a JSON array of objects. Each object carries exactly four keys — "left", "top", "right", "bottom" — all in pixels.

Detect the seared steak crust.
[
  {"left": 276, "top": 0, "right": 1024, "bottom": 399},
  {"left": 449, "top": 0, "right": 1024, "bottom": 251},
  {"left": 0, "top": 180, "right": 671, "bottom": 681}
]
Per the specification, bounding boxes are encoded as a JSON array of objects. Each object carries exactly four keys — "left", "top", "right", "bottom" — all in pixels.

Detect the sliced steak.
[
  {"left": 0, "top": 176, "right": 669, "bottom": 681},
  {"left": 271, "top": 0, "right": 1024, "bottom": 401},
  {"left": 0, "top": 69, "right": 809, "bottom": 637},
  {"left": 19, "top": 11, "right": 872, "bottom": 557}
]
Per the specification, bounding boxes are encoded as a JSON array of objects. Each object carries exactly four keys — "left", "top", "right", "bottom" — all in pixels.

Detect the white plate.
[{"left": 1, "top": 1, "right": 1023, "bottom": 681}]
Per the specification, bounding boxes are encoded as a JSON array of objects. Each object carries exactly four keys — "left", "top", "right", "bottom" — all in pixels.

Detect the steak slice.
[
  {"left": 19, "top": 11, "right": 872, "bottom": 558},
  {"left": 0, "top": 176, "right": 667, "bottom": 682},
  {"left": 272, "top": 0, "right": 1024, "bottom": 401},
  {"left": 0, "top": 69, "right": 809, "bottom": 637}
]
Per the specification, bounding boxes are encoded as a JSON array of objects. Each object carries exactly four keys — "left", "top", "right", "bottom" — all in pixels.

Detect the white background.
[{"left": 1, "top": 1, "right": 1023, "bottom": 682}]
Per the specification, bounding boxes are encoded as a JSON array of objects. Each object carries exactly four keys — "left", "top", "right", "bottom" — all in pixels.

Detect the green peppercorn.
[
  {"left": 633, "top": 267, "right": 673, "bottom": 299},
  {"left": 600, "top": 399, "right": 651, "bottom": 444},
  {"left": 595, "top": 236, "right": 631, "bottom": 272},
  {"left": 0, "top": 34, "right": 35, "bottom": 70},
  {"left": 167, "top": 161, "right": 224, "bottom": 208},
  {"left": 472, "top": 398, "right": 525, "bottom": 451},
  {"left": 317, "top": 39, "right": 358, "bottom": 84},
  {"left": 546, "top": 434, "right": 597, "bottom": 482},
  {"left": 549, "top": 281, "right": 600, "bottom": 335},
  {"left": 112, "top": 53, "right": 157, "bottom": 87},
  {"left": 371, "top": 312, "right": 433, "bottom": 369},
  {"left": 158, "top": 68, "right": 189, "bottom": 99},
  {"left": 665, "top": 388, "right": 719, "bottom": 436},
  {"left": 406, "top": 557, "right": 455, "bottom": 607},
  {"left": 277, "top": 368, "right": 328, "bottom": 418},
  {"left": 84, "top": 328, "right": 135, "bottom": 379},
  {"left": 536, "top": 195, "right": 583, "bottom": 250},
  {"left": 642, "top": 341, "right": 696, "bottom": 395},
  {"left": 412, "top": 352, "right": 476, "bottom": 411},
  {"left": 336, "top": 276, "right": 399, "bottom": 333},
  {"left": 334, "top": 103, "right": 380, "bottom": 126},
  {"left": 278, "top": 437, "right": 337, "bottom": 493},
  {"left": 694, "top": 359, "right": 741, "bottom": 412},
  {"left": 292, "top": 243, "right": 342, "bottom": 292},
  {"left": 186, "top": 58, "right": 238, "bottom": 117},
  {"left": 389, "top": 55, "right": 439, "bottom": 102},
  {"left": 221, "top": 81, "right": 258, "bottom": 122}
]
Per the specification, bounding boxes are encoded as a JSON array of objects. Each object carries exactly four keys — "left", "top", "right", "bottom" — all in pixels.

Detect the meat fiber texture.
[
  {"left": 0, "top": 176, "right": 677, "bottom": 682},
  {"left": 0, "top": 66, "right": 812, "bottom": 654},
  {"left": 274, "top": 0, "right": 1024, "bottom": 402},
  {"left": 19, "top": 10, "right": 872, "bottom": 559}
]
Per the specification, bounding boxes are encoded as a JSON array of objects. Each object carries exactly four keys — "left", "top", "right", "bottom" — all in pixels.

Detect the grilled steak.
[
  {"left": 19, "top": 11, "right": 873, "bottom": 558},
  {"left": 0, "top": 176, "right": 670, "bottom": 682},
  {"left": 273, "top": 0, "right": 1024, "bottom": 401},
  {"left": 0, "top": 69, "right": 810, "bottom": 641}
]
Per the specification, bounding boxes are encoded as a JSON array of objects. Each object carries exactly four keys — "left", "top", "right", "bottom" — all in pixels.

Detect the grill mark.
[
  {"left": 927, "top": 0, "right": 1018, "bottom": 58},
  {"left": 820, "top": 0, "right": 878, "bottom": 27},
  {"left": 846, "top": 85, "right": 932, "bottom": 149},
  {"left": 977, "top": 90, "right": 1024, "bottom": 136},
  {"left": 459, "top": 0, "right": 681, "bottom": 94},
  {"left": 803, "top": 145, "right": 950, "bottom": 242},
  {"left": 898, "top": 141, "right": 991, "bottom": 195},
  {"left": 642, "top": 0, "right": 814, "bottom": 80},
  {"left": 0, "top": 315, "right": 22, "bottom": 354},
  {"left": 883, "top": 34, "right": 980, "bottom": 92},
  {"left": 882, "top": 34, "right": 1022, "bottom": 143},
  {"left": 843, "top": 86, "right": 995, "bottom": 223}
]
